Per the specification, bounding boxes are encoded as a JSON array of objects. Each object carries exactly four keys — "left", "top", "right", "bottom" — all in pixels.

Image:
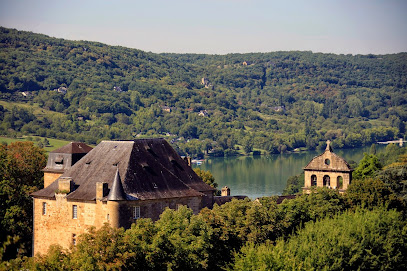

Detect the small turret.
[
  {"left": 107, "top": 168, "right": 126, "bottom": 228},
  {"left": 107, "top": 169, "right": 126, "bottom": 201}
]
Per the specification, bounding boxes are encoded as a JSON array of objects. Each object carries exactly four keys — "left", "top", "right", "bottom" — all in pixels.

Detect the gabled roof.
[
  {"left": 303, "top": 141, "right": 352, "bottom": 172},
  {"left": 50, "top": 142, "right": 93, "bottom": 154},
  {"left": 32, "top": 139, "right": 215, "bottom": 201}
]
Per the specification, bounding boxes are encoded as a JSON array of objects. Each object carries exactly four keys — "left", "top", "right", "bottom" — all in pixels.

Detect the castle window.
[
  {"left": 324, "top": 159, "right": 330, "bottom": 165},
  {"left": 72, "top": 205, "right": 78, "bottom": 219},
  {"left": 72, "top": 234, "right": 76, "bottom": 246},
  {"left": 42, "top": 202, "right": 47, "bottom": 215},
  {"left": 133, "top": 206, "right": 140, "bottom": 219}
]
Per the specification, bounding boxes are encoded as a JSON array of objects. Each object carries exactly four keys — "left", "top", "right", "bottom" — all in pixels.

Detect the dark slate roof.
[
  {"left": 107, "top": 169, "right": 126, "bottom": 201},
  {"left": 50, "top": 142, "right": 93, "bottom": 154},
  {"left": 32, "top": 139, "right": 215, "bottom": 201}
]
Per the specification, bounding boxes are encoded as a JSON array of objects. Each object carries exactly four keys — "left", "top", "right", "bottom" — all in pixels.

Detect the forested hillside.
[{"left": 0, "top": 27, "right": 406, "bottom": 155}]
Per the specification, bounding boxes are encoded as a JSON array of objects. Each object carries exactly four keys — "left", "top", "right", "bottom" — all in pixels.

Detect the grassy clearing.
[
  {"left": 0, "top": 100, "right": 65, "bottom": 119},
  {"left": 0, "top": 136, "right": 71, "bottom": 152}
]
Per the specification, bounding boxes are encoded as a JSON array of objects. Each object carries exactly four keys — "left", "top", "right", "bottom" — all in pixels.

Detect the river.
[{"left": 193, "top": 145, "right": 384, "bottom": 199}]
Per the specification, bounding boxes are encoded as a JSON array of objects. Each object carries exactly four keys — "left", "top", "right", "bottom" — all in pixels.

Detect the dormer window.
[{"left": 55, "top": 156, "right": 64, "bottom": 165}]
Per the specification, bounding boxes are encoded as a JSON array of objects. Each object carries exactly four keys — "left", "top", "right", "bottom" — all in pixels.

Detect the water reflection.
[{"left": 194, "top": 145, "right": 383, "bottom": 199}]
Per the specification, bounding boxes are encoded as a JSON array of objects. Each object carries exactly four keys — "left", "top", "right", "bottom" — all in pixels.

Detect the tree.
[
  {"left": 282, "top": 173, "right": 304, "bottom": 195},
  {"left": 242, "top": 136, "right": 254, "bottom": 155},
  {"left": 193, "top": 168, "right": 218, "bottom": 189},
  {"left": 232, "top": 208, "right": 407, "bottom": 271},
  {"left": 42, "top": 137, "right": 50, "bottom": 146},
  {"left": 0, "top": 142, "right": 47, "bottom": 260},
  {"left": 344, "top": 178, "right": 403, "bottom": 211},
  {"left": 375, "top": 153, "right": 407, "bottom": 200},
  {"left": 352, "top": 153, "right": 382, "bottom": 180}
]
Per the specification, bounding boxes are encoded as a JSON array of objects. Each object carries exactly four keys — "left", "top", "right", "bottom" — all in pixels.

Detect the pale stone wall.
[
  {"left": 43, "top": 172, "right": 62, "bottom": 188},
  {"left": 33, "top": 195, "right": 205, "bottom": 255},
  {"left": 33, "top": 196, "right": 109, "bottom": 256},
  {"left": 304, "top": 170, "right": 351, "bottom": 189}
]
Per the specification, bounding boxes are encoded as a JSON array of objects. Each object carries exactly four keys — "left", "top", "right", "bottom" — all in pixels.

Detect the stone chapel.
[{"left": 303, "top": 140, "right": 353, "bottom": 193}]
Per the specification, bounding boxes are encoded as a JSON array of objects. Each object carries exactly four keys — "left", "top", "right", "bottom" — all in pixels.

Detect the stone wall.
[
  {"left": 304, "top": 170, "right": 351, "bottom": 192},
  {"left": 33, "top": 195, "right": 205, "bottom": 255},
  {"left": 33, "top": 196, "right": 109, "bottom": 256}
]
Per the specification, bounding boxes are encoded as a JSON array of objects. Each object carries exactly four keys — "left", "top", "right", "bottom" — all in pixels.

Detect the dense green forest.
[
  {"left": 1, "top": 142, "right": 406, "bottom": 270},
  {"left": 0, "top": 27, "right": 406, "bottom": 156}
]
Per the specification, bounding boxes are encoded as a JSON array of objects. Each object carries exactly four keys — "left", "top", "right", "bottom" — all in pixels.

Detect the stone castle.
[{"left": 31, "top": 139, "right": 243, "bottom": 255}]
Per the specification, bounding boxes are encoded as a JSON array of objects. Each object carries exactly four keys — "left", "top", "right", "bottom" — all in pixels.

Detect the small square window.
[
  {"left": 133, "top": 206, "right": 140, "bottom": 219},
  {"left": 72, "top": 205, "right": 78, "bottom": 219},
  {"left": 42, "top": 202, "right": 47, "bottom": 215}
]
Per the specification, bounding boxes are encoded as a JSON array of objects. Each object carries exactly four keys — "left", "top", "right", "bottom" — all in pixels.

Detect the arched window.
[
  {"left": 323, "top": 175, "right": 330, "bottom": 187},
  {"left": 311, "top": 175, "right": 317, "bottom": 186},
  {"left": 337, "top": 176, "right": 343, "bottom": 189}
]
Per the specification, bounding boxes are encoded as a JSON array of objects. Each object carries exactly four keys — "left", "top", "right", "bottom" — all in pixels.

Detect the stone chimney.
[
  {"left": 221, "top": 186, "right": 230, "bottom": 196},
  {"left": 184, "top": 156, "right": 192, "bottom": 167},
  {"left": 58, "top": 177, "right": 73, "bottom": 193},
  {"left": 96, "top": 182, "right": 108, "bottom": 200}
]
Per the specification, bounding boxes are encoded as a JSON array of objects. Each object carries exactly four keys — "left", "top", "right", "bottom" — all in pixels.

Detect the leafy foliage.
[
  {"left": 282, "top": 172, "right": 304, "bottom": 195},
  {"left": 193, "top": 168, "right": 218, "bottom": 189},
  {"left": 1, "top": 27, "right": 406, "bottom": 155},
  {"left": 232, "top": 208, "right": 407, "bottom": 271},
  {"left": 0, "top": 142, "right": 47, "bottom": 260},
  {"left": 353, "top": 153, "right": 382, "bottom": 180}
]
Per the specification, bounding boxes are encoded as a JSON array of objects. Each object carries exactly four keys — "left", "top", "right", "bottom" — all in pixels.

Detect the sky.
[{"left": 0, "top": 0, "right": 406, "bottom": 55}]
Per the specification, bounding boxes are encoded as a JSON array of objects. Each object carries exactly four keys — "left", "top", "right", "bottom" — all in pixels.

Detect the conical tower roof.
[{"left": 107, "top": 168, "right": 126, "bottom": 201}]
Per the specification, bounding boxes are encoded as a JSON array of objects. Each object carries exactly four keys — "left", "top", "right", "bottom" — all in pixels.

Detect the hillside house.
[
  {"left": 31, "top": 139, "right": 218, "bottom": 255},
  {"left": 302, "top": 140, "right": 353, "bottom": 193},
  {"left": 53, "top": 87, "right": 67, "bottom": 94},
  {"left": 198, "top": 110, "right": 209, "bottom": 117},
  {"left": 161, "top": 105, "right": 172, "bottom": 113}
]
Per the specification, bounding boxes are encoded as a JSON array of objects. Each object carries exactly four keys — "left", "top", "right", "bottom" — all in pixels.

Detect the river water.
[{"left": 193, "top": 145, "right": 384, "bottom": 199}]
